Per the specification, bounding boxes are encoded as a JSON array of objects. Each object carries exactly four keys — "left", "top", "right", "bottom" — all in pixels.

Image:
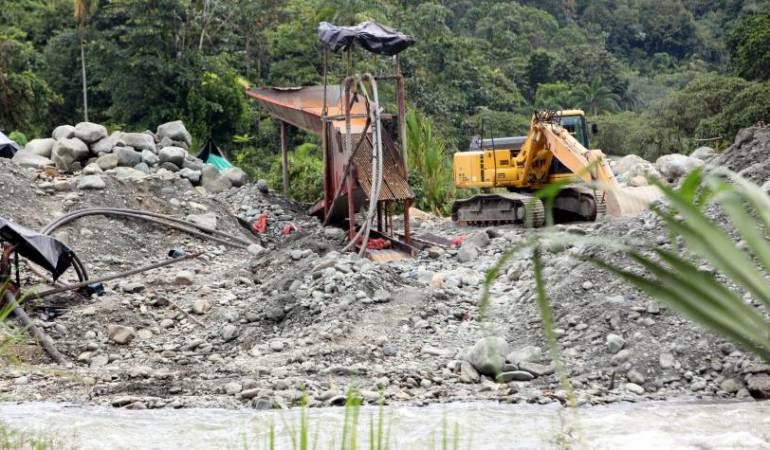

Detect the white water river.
[{"left": 0, "top": 400, "right": 768, "bottom": 449}]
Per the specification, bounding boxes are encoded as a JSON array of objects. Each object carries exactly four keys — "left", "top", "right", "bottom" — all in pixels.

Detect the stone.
[
  {"left": 74, "top": 122, "right": 108, "bottom": 144},
  {"left": 614, "top": 154, "right": 660, "bottom": 183},
  {"left": 628, "top": 175, "right": 648, "bottom": 187},
  {"left": 141, "top": 150, "right": 159, "bottom": 166},
  {"left": 456, "top": 245, "right": 479, "bottom": 263},
  {"left": 459, "top": 361, "right": 480, "bottom": 383},
  {"left": 518, "top": 362, "right": 554, "bottom": 377},
  {"left": 222, "top": 167, "right": 249, "bottom": 187},
  {"left": 160, "top": 162, "right": 180, "bottom": 172},
  {"left": 157, "top": 121, "right": 192, "bottom": 146},
  {"left": 506, "top": 346, "right": 542, "bottom": 366},
  {"left": 269, "top": 340, "right": 285, "bottom": 352},
  {"left": 77, "top": 175, "right": 106, "bottom": 190},
  {"left": 182, "top": 158, "right": 204, "bottom": 171},
  {"left": 178, "top": 168, "right": 201, "bottom": 184},
  {"left": 496, "top": 371, "right": 534, "bottom": 383},
  {"left": 159, "top": 147, "right": 187, "bottom": 167},
  {"left": 24, "top": 138, "right": 55, "bottom": 157},
  {"left": 96, "top": 153, "right": 119, "bottom": 170},
  {"left": 224, "top": 382, "right": 242, "bottom": 395},
  {"left": 122, "top": 282, "right": 145, "bottom": 293},
  {"left": 247, "top": 244, "right": 265, "bottom": 256},
  {"left": 733, "top": 127, "right": 754, "bottom": 147},
  {"left": 746, "top": 373, "right": 770, "bottom": 399},
  {"left": 659, "top": 352, "right": 675, "bottom": 369},
  {"left": 91, "top": 133, "right": 124, "bottom": 154},
  {"left": 655, "top": 153, "right": 704, "bottom": 181},
  {"left": 690, "top": 146, "right": 715, "bottom": 160},
  {"left": 462, "top": 231, "right": 490, "bottom": 249},
  {"left": 467, "top": 336, "right": 509, "bottom": 377},
  {"left": 323, "top": 227, "right": 346, "bottom": 240},
  {"left": 119, "top": 132, "right": 156, "bottom": 152},
  {"left": 626, "top": 369, "right": 646, "bottom": 385},
  {"left": 221, "top": 324, "right": 239, "bottom": 342},
  {"left": 113, "top": 167, "right": 148, "bottom": 181},
  {"left": 256, "top": 179, "right": 269, "bottom": 194},
  {"left": 52, "top": 125, "right": 76, "bottom": 140},
  {"left": 606, "top": 333, "right": 625, "bottom": 354},
  {"left": 186, "top": 213, "right": 217, "bottom": 230},
  {"left": 115, "top": 147, "right": 142, "bottom": 167},
  {"left": 174, "top": 270, "right": 195, "bottom": 285},
  {"left": 625, "top": 383, "right": 645, "bottom": 395},
  {"left": 192, "top": 299, "right": 211, "bottom": 315},
  {"left": 134, "top": 163, "right": 150, "bottom": 174},
  {"left": 52, "top": 138, "right": 89, "bottom": 172},
  {"left": 611, "top": 349, "right": 634, "bottom": 365},
  {"left": 108, "top": 325, "right": 136, "bottom": 345},
  {"left": 720, "top": 378, "right": 742, "bottom": 394},
  {"left": 200, "top": 164, "right": 232, "bottom": 193},
  {"left": 11, "top": 151, "right": 54, "bottom": 170}
]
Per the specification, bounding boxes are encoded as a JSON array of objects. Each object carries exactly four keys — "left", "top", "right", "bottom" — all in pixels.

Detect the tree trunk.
[{"left": 79, "top": 36, "right": 89, "bottom": 122}]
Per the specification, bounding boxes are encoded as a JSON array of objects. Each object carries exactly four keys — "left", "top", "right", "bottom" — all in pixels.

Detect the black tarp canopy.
[
  {"left": 318, "top": 21, "right": 416, "bottom": 56},
  {"left": 0, "top": 217, "right": 74, "bottom": 280},
  {"left": 0, "top": 132, "right": 20, "bottom": 159}
]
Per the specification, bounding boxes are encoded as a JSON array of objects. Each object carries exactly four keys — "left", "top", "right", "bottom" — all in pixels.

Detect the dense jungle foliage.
[{"left": 1, "top": 0, "right": 769, "bottom": 206}]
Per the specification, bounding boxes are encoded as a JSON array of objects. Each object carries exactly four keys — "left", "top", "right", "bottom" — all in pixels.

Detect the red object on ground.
[
  {"left": 252, "top": 213, "right": 268, "bottom": 234},
  {"left": 281, "top": 222, "right": 303, "bottom": 236},
  {"left": 354, "top": 237, "right": 389, "bottom": 250},
  {"left": 450, "top": 235, "right": 470, "bottom": 248}
]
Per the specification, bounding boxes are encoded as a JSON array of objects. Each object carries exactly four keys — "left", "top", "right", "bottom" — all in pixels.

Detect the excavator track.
[{"left": 452, "top": 193, "right": 545, "bottom": 227}]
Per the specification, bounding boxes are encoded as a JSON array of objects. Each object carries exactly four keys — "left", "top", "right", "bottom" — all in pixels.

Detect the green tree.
[
  {"left": 569, "top": 78, "right": 621, "bottom": 115},
  {"left": 727, "top": 11, "right": 770, "bottom": 81}
]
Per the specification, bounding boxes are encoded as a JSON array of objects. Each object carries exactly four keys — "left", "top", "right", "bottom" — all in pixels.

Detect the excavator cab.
[{"left": 556, "top": 110, "right": 590, "bottom": 148}]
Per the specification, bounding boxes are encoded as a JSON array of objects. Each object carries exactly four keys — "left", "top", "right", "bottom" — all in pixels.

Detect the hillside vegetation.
[{"left": 1, "top": 0, "right": 769, "bottom": 190}]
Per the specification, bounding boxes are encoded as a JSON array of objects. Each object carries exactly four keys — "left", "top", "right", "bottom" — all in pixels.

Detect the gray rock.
[
  {"left": 96, "top": 153, "right": 119, "bottom": 170},
  {"left": 115, "top": 147, "right": 142, "bottom": 167},
  {"left": 108, "top": 325, "right": 136, "bottom": 345},
  {"left": 224, "top": 382, "right": 242, "bottom": 395},
  {"left": 221, "top": 324, "right": 239, "bottom": 342},
  {"left": 627, "top": 369, "right": 646, "bottom": 385},
  {"left": 746, "top": 373, "right": 770, "bottom": 399},
  {"left": 690, "top": 146, "right": 715, "bottom": 160},
  {"left": 141, "top": 149, "right": 159, "bottom": 166},
  {"left": 186, "top": 213, "right": 217, "bottom": 230},
  {"left": 256, "top": 179, "right": 269, "bottom": 194},
  {"left": 156, "top": 121, "right": 192, "bottom": 146},
  {"left": 52, "top": 125, "right": 76, "bottom": 140},
  {"left": 456, "top": 245, "right": 479, "bottom": 263},
  {"left": 24, "top": 138, "right": 55, "bottom": 157},
  {"left": 52, "top": 138, "right": 89, "bottom": 172},
  {"left": 113, "top": 167, "right": 148, "bottom": 180},
  {"left": 11, "top": 151, "right": 54, "bottom": 170},
  {"left": 160, "top": 162, "right": 180, "bottom": 172},
  {"left": 200, "top": 164, "right": 232, "bottom": 193},
  {"left": 733, "top": 127, "right": 754, "bottom": 147},
  {"left": 159, "top": 146, "right": 187, "bottom": 166},
  {"left": 614, "top": 154, "right": 660, "bottom": 183},
  {"left": 247, "top": 244, "right": 265, "bottom": 256},
  {"left": 606, "top": 333, "right": 625, "bottom": 354},
  {"left": 122, "top": 282, "right": 145, "bottom": 293},
  {"left": 77, "top": 175, "right": 106, "bottom": 190},
  {"left": 467, "top": 336, "right": 509, "bottom": 377},
  {"left": 269, "top": 341, "right": 285, "bottom": 352},
  {"left": 720, "top": 378, "right": 742, "bottom": 394},
  {"left": 178, "top": 168, "right": 201, "bottom": 184},
  {"left": 91, "top": 133, "right": 124, "bottom": 154},
  {"left": 518, "top": 361, "right": 554, "bottom": 377},
  {"left": 659, "top": 352, "right": 675, "bottom": 369},
  {"left": 222, "top": 167, "right": 249, "bottom": 187},
  {"left": 496, "top": 371, "right": 534, "bottom": 382},
  {"left": 182, "top": 158, "right": 204, "bottom": 171},
  {"left": 506, "top": 346, "right": 542, "bottom": 366},
  {"left": 74, "top": 122, "right": 108, "bottom": 144},
  {"left": 174, "top": 270, "right": 195, "bottom": 285},
  {"left": 655, "top": 153, "right": 704, "bottom": 181},
  {"left": 459, "top": 361, "right": 480, "bottom": 383},
  {"left": 463, "top": 231, "right": 490, "bottom": 249},
  {"left": 133, "top": 162, "right": 149, "bottom": 174},
  {"left": 191, "top": 299, "right": 211, "bottom": 315},
  {"left": 625, "top": 383, "right": 645, "bottom": 395},
  {"left": 611, "top": 349, "right": 634, "bottom": 365},
  {"left": 323, "top": 227, "right": 346, "bottom": 240},
  {"left": 119, "top": 132, "right": 156, "bottom": 152}
]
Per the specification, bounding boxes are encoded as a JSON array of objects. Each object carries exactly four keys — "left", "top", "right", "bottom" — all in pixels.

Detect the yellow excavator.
[{"left": 452, "top": 110, "right": 662, "bottom": 226}]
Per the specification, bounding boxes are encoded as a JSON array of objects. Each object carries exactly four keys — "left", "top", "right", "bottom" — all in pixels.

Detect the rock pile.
[{"left": 12, "top": 120, "right": 249, "bottom": 193}]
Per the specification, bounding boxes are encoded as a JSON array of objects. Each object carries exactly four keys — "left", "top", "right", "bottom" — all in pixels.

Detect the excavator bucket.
[{"left": 605, "top": 185, "right": 664, "bottom": 216}]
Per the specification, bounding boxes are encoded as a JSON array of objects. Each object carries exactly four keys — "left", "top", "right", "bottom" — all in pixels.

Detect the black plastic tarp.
[
  {"left": 318, "top": 21, "right": 416, "bottom": 56},
  {"left": 0, "top": 132, "right": 20, "bottom": 159},
  {"left": 0, "top": 217, "right": 74, "bottom": 280}
]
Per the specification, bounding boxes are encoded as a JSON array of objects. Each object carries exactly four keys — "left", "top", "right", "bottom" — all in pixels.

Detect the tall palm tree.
[
  {"left": 570, "top": 78, "right": 621, "bottom": 115},
  {"left": 74, "top": 0, "right": 97, "bottom": 122}
]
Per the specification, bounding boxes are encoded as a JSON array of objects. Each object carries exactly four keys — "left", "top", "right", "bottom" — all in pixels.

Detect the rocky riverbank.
[{"left": 0, "top": 126, "right": 769, "bottom": 411}]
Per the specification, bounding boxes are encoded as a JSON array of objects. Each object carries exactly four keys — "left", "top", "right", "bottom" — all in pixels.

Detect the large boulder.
[
  {"left": 52, "top": 138, "right": 89, "bottom": 172},
  {"left": 119, "top": 132, "right": 156, "bottom": 152},
  {"left": 156, "top": 121, "right": 192, "bottom": 147},
  {"left": 656, "top": 153, "right": 704, "bottom": 181},
  {"left": 200, "top": 164, "right": 232, "bottom": 193},
  {"left": 74, "top": 122, "right": 108, "bottom": 144},
  {"left": 12, "top": 151, "right": 54, "bottom": 170},
  {"left": 159, "top": 146, "right": 187, "bottom": 166},
  {"left": 141, "top": 149, "right": 159, "bottom": 166},
  {"left": 690, "top": 146, "right": 715, "bottom": 161},
  {"left": 24, "top": 138, "right": 55, "bottom": 158},
  {"left": 77, "top": 175, "right": 106, "bottom": 190},
  {"left": 614, "top": 154, "right": 660, "bottom": 183},
  {"left": 96, "top": 153, "right": 119, "bottom": 170},
  {"left": 52, "top": 125, "right": 75, "bottom": 140},
  {"left": 115, "top": 146, "right": 142, "bottom": 167},
  {"left": 91, "top": 132, "right": 125, "bottom": 155},
  {"left": 466, "top": 336, "right": 510, "bottom": 377},
  {"left": 222, "top": 167, "right": 249, "bottom": 187}
]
